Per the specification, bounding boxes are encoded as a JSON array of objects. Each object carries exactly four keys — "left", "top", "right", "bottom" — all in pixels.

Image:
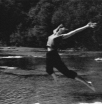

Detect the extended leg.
[
  {"left": 54, "top": 60, "right": 95, "bottom": 92},
  {"left": 75, "top": 75, "right": 95, "bottom": 92}
]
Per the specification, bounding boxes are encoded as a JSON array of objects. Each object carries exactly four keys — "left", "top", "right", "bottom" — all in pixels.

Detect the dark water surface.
[{"left": 0, "top": 52, "right": 102, "bottom": 104}]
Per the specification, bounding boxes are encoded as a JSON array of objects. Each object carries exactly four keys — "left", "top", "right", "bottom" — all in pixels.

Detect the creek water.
[{"left": 0, "top": 52, "right": 102, "bottom": 104}]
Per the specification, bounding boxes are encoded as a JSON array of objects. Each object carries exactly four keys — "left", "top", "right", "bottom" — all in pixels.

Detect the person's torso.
[{"left": 47, "top": 34, "right": 63, "bottom": 49}]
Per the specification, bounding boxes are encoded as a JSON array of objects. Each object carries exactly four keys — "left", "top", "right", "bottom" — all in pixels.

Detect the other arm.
[
  {"left": 53, "top": 24, "right": 63, "bottom": 34},
  {"left": 62, "top": 22, "right": 97, "bottom": 39}
]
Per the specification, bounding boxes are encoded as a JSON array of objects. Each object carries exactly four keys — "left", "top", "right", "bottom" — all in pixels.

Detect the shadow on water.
[
  {"left": 0, "top": 70, "right": 48, "bottom": 78},
  {"left": 0, "top": 55, "right": 46, "bottom": 70},
  {"left": 71, "top": 92, "right": 102, "bottom": 103},
  {"left": 0, "top": 71, "right": 34, "bottom": 78}
]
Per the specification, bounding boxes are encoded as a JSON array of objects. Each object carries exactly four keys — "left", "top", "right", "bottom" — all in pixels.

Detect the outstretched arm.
[{"left": 62, "top": 22, "right": 97, "bottom": 39}]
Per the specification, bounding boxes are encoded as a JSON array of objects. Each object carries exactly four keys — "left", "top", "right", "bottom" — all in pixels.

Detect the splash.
[
  {"left": 0, "top": 56, "right": 23, "bottom": 59},
  {"left": 0, "top": 66, "right": 17, "bottom": 69},
  {"left": 94, "top": 58, "right": 102, "bottom": 62},
  {"left": 34, "top": 103, "right": 40, "bottom": 104}
]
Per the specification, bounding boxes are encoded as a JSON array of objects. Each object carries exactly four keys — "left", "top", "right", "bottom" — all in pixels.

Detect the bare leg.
[
  {"left": 51, "top": 73, "right": 58, "bottom": 85},
  {"left": 75, "top": 75, "right": 95, "bottom": 92}
]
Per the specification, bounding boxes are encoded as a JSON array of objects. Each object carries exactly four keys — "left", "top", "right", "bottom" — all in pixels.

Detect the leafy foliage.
[{"left": 0, "top": 0, "right": 102, "bottom": 50}]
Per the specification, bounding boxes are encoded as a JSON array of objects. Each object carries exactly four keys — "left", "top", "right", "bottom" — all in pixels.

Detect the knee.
[
  {"left": 61, "top": 69, "right": 77, "bottom": 79},
  {"left": 46, "top": 70, "right": 53, "bottom": 75},
  {"left": 68, "top": 70, "right": 77, "bottom": 79}
]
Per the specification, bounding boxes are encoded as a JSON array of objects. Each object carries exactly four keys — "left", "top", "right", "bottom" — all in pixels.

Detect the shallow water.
[{"left": 0, "top": 52, "right": 102, "bottom": 104}]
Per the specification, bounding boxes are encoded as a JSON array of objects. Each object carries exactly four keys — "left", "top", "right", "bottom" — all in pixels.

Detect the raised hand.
[
  {"left": 87, "top": 22, "right": 97, "bottom": 28},
  {"left": 58, "top": 24, "right": 63, "bottom": 28}
]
